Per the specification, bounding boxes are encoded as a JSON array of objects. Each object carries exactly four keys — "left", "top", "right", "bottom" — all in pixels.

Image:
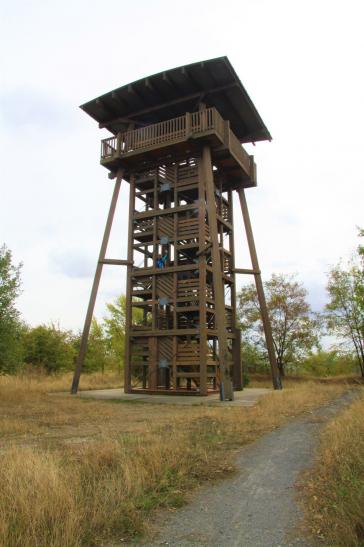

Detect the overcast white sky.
[{"left": 1, "top": 0, "right": 363, "bottom": 332}]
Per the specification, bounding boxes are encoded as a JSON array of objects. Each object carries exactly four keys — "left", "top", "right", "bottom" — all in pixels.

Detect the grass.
[
  {"left": 0, "top": 373, "right": 353, "bottom": 547},
  {"left": 302, "top": 389, "right": 364, "bottom": 546}
]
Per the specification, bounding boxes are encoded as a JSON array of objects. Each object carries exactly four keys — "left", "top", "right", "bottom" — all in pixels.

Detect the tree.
[
  {"left": 23, "top": 323, "right": 76, "bottom": 374},
  {"left": 326, "top": 260, "right": 364, "bottom": 378},
  {"left": 103, "top": 295, "right": 143, "bottom": 372},
  {"left": 103, "top": 295, "right": 127, "bottom": 372},
  {"left": 85, "top": 318, "right": 109, "bottom": 373},
  {"left": 0, "top": 244, "right": 24, "bottom": 373},
  {"left": 237, "top": 273, "right": 319, "bottom": 376}
]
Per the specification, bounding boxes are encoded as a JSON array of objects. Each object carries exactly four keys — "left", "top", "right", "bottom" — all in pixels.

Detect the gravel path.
[{"left": 142, "top": 390, "right": 357, "bottom": 547}]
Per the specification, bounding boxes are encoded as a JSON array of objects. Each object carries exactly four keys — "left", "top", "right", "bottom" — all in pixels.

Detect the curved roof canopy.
[{"left": 80, "top": 56, "right": 271, "bottom": 143}]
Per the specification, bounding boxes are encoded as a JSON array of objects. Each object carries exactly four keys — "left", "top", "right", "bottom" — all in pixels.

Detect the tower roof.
[{"left": 80, "top": 56, "right": 271, "bottom": 143}]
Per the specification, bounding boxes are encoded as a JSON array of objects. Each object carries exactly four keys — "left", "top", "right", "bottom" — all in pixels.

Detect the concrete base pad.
[{"left": 75, "top": 388, "right": 271, "bottom": 406}]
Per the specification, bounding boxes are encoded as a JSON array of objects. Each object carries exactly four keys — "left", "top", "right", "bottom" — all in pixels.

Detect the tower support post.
[
  {"left": 71, "top": 169, "right": 123, "bottom": 394},
  {"left": 197, "top": 159, "right": 208, "bottom": 395},
  {"left": 203, "top": 146, "right": 234, "bottom": 400},
  {"left": 237, "top": 188, "right": 282, "bottom": 390},
  {"left": 124, "top": 174, "right": 136, "bottom": 393}
]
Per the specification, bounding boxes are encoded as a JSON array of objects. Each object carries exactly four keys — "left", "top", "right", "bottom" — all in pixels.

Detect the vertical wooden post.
[
  {"left": 172, "top": 164, "right": 178, "bottom": 389},
  {"left": 198, "top": 158, "right": 208, "bottom": 395},
  {"left": 203, "top": 145, "right": 234, "bottom": 401},
  {"left": 237, "top": 188, "right": 282, "bottom": 390},
  {"left": 185, "top": 112, "right": 191, "bottom": 138},
  {"left": 71, "top": 169, "right": 123, "bottom": 394},
  {"left": 124, "top": 174, "right": 136, "bottom": 393}
]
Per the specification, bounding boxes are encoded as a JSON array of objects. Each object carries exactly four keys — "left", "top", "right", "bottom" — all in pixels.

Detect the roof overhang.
[{"left": 80, "top": 56, "right": 271, "bottom": 143}]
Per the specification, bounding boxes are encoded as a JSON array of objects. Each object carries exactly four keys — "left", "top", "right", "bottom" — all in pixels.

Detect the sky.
[{"left": 0, "top": 0, "right": 363, "bottom": 333}]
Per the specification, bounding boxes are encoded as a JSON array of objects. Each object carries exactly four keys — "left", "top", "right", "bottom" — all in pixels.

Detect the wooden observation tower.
[{"left": 71, "top": 57, "right": 282, "bottom": 400}]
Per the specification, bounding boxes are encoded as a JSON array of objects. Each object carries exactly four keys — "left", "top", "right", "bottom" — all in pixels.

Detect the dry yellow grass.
[
  {"left": 0, "top": 374, "right": 350, "bottom": 546},
  {"left": 303, "top": 389, "right": 364, "bottom": 546}
]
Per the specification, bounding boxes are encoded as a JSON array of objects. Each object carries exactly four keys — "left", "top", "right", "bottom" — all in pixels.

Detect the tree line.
[{"left": 0, "top": 231, "right": 363, "bottom": 378}]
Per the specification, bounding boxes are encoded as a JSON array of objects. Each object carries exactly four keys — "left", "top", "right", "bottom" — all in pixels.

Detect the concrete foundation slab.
[{"left": 74, "top": 388, "right": 271, "bottom": 406}]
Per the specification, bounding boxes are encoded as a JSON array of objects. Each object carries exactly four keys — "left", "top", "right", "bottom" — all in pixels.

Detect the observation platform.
[{"left": 100, "top": 107, "right": 257, "bottom": 188}]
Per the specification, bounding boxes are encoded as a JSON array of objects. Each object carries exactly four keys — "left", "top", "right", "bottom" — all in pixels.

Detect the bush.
[
  {"left": 23, "top": 324, "right": 76, "bottom": 374},
  {"left": 300, "top": 350, "right": 358, "bottom": 377}
]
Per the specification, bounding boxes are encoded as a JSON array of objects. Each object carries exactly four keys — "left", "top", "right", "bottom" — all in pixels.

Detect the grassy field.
[
  {"left": 0, "top": 372, "right": 355, "bottom": 547},
  {"left": 303, "top": 390, "right": 364, "bottom": 546}
]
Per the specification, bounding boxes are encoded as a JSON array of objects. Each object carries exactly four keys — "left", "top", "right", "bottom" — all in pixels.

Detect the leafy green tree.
[
  {"left": 0, "top": 244, "right": 24, "bottom": 372},
  {"left": 85, "top": 318, "right": 109, "bottom": 373},
  {"left": 103, "top": 295, "right": 143, "bottom": 372},
  {"left": 237, "top": 274, "right": 320, "bottom": 376},
  {"left": 23, "top": 323, "right": 76, "bottom": 374},
  {"left": 72, "top": 318, "right": 110, "bottom": 373},
  {"left": 103, "top": 295, "right": 127, "bottom": 373},
  {"left": 326, "top": 259, "right": 364, "bottom": 378},
  {"left": 241, "top": 341, "right": 268, "bottom": 374}
]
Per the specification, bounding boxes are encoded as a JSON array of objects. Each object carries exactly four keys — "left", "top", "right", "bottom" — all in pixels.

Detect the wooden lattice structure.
[{"left": 71, "top": 57, "right": 282, "bottom": 400}]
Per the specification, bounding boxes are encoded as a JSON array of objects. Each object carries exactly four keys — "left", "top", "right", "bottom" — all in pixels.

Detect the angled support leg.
[
  {"left": 237, "top": 188, "right": 282, "bottom": 390},
  {"left": 203, "top": 145, "right": 234, "bottom": 401},
  {"left": 71, "top": 169, "right": 123, "bottom": 394}
]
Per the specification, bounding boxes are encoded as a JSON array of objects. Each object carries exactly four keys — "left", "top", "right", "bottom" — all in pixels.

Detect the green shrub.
[
  {"left": 23, "top": 324, "right": 76, "bottom": 374},
  {"left": 300, "top": 350, "right": 357, "bottom": 377}
]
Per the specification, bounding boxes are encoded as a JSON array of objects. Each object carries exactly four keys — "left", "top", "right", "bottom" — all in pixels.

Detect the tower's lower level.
[{"left": 124, "top": 152, "right": 241, "bottom": 395}]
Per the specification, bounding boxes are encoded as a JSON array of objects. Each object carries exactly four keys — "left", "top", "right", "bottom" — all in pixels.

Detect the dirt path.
[{"left": 142, "top": 390, "right": 357, "bottom": 547}]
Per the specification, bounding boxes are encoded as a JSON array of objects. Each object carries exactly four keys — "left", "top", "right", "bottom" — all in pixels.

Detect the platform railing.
[
  {"left": 229, "top": 130, "right": 252, "bottom": 175},
  {"left": 100, "top": 107, "right": 251, "bottom": 176}
]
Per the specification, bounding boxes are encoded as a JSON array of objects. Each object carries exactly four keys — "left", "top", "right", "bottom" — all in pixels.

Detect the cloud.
[
  {"left": 50, "top": 250, "right": 94, "bottom": 279},
  {"left": 0, "top": 87, "right": 75, "bottom": 131}
]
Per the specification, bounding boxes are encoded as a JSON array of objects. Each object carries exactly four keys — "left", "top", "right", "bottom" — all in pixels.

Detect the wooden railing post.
[
  {"left": 224, "top": 120, "right": 230, "bottom": 148},
  {"left": 116, "top": 132, "right": 122, "bottom": 157},
  {"left": 249, "top": 156, "right": 257, "bottom": 186},
  {"left": 185, "top": 112, "right": 191, "bottom": 138}
]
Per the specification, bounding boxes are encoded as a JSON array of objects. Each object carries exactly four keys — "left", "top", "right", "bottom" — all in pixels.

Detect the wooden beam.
[
  {"left": 237, "top": 188, "right": 282, "bottom": 390},
  {"left": 229, "top": 188, "right": 243, "bottom": 391},
  {"left": 134, "top": 203, "right": 197, "bottom": 220},
  {"left": 124, "top": 174, "right": 136, "bottom": 393},
  {"left": 98, "top": 83, "right": 238, "bottom": 129},
  {"left": 198, "top": 157, "right": 208, "bottom": 395},
  {"left": 234, "top": 267, "right": 260, "bottom": 275},
  {"left": 71, "top": 168, "right": 124, "bottom": 394},
  {"left": 99, "top": 258, "right": 132, "bottom": 266},
  {"left": 130, "top": 328, "right": 237, "bottom": 338},
  {"left": 203, "top": 145, "right": 234, "bottom": 401}
]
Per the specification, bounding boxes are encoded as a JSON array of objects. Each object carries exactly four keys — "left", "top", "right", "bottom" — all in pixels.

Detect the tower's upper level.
[{"left": 80, "top": 57, "right": 271, "bottom": 188}]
